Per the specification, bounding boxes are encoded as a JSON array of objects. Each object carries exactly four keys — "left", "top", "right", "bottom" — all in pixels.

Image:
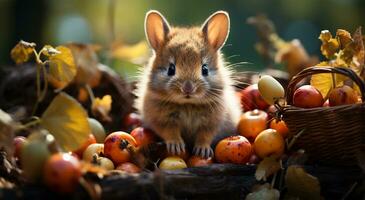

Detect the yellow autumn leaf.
[
  {"left": 319, "top": 30, "right": 339, "bottom": 59},
  {"left": 255, "top": 156, "right": 281, "bottom": 181},
  {"left": 65, "top": 43, "right": 101, "bottom": 87},
  {"left": 285, "top": 166, "right": 321, "bottom": 200},
  {"left": 10, "top": 40, "right": 36, "bottom": 64},
  {"left": 44, "top": 45, "right": 77, "bottom": 89},
  {"left": 310, "top": 64, "right": 347, "bottom": 98},
  {"left": 92, "top": 95, "right": 112, "bottom": 122},
  {"left": 336, "top": 29, "right": 353, "bottom": 49},
  {"left": 41, "top": 92, "right": 90, "bottom": 151},
  {"left": 111, "top": 41, "right": 149, "bottom": 64}
]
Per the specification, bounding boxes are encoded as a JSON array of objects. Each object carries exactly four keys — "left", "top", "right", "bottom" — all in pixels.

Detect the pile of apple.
[
  {"left": 13, "top": 74, "right": 362, "bottom": 194},
  {"left": 292, "top": 84, "right": 361, "bottom": 108},
  {"left": 13, "top": 118, "right": 110, "bottom": 193},
  {"left": 158, "top": 76, "right": 290, "bottom": 168},
  {"left": 213, "top": 76, "right": 289, "bottom": 166},
  {"left": 11, "top": 76, "right": 289, "bottom": 194}
]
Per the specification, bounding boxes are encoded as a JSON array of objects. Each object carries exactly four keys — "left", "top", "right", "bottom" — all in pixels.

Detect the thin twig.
[
  {"left": 271, "top": 172, "right": 277, "bottom": 189},
  {"left": 31, "top": 64, "right": 42, "bottom": 116},
  {"left": 287, "top": 129, "right": 306, "bottom": 150},
  {"left": 341, "top": 182, "right": 358, "bottom": 200},
  {"left": 39, "top": 64, "right": 48, "bottom": 101},
  {"left": 15, "top": 117, "right": 42, "bottom": 131},
  {"left": 85, "top": 84, "right": 96, "bottom": 104}
]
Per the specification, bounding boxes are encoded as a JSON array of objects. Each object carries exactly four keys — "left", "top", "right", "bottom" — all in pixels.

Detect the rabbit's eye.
[
  {"left": 168, "top": 63, "right": 175, "bottom": 76},
  {"left": 202, "top": 64, "right": 209, "bottom": 76}
]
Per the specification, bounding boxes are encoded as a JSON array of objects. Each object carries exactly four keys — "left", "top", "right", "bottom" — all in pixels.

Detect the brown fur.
[{"left": 135, "top": 11, "right": 241, "bottom": 157}]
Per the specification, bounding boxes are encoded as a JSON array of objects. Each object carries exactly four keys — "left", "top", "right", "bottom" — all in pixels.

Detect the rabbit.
[{"left": 134, "top": 10, "right": 241, "bottom": 158}]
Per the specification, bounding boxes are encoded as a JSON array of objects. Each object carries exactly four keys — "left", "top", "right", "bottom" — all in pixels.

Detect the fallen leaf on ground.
[
  {"left": 41, "top": 92, "right": 90, "bottom": 151},
  {"left": 255, "top": 155, "right": 281, "bottom": 181},
  {"left": 285, "top": 165, "right": 321, "bottom": 200}
]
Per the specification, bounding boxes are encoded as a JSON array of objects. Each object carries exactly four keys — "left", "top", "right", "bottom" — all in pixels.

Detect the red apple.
[
  {"left": 254, "top": 129, "right": 285, "bottom": 159},
  {"left": 73, "top": 134, "right": 96, "bottom": 158},
  {"left": 328, "top": 85, "right": 359, "bottom": 106},
  {"left": 248, "top": 153, "right": 261, "bottom": 164},
  {"left": 13, "top": 136, "right": 27, "bottom": 159},
  {"left": 240, "top": 84, "right": 270, "bottom": 111},
  {"left": 130, "top": 127, "right": 157, "bottom": 147},
  {"left": 269, "top": 119, "right": 289, "bottom": 138},
  {"left": 266, "top": 105, "right": 278, "bottom": 120},
  {"left": 293, "top": 85, "right": 324, "bottom": 108},
  {"left": 215, "top": 136, "right": 252, "bottom": 164},
  {"left": 237, "top": 109, "right": 268, "bottom": 142},
  {"left": 124, "top": 113, "right": 142, "bottom": 129},
  {"left": 104, "top": 131, "right": 137, "bottom": 165},
  {"left": 43, "top": 153, "right": 81, "bottom": 193},
  {"left": 187, "top": 155, "right": 213, "bottom": 167},
  {"left": 116, "top": 162, "right": 141, "bottom": 173}
]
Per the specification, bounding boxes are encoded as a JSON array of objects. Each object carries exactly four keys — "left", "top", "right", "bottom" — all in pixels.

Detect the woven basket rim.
[
  {"left": 284, "top": 66, "right": 365, "bottom": 105},
  {"left": 282, "top": 101, "right": 365, "bottom": 112}
]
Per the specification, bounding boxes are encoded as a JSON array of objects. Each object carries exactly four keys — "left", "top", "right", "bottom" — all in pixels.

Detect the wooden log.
[
  {"left": 0, "top": 163, "right": 363, "bottom": 200},
  {"left": 101, "top": 164, "right": 257, "bottom": 200}
]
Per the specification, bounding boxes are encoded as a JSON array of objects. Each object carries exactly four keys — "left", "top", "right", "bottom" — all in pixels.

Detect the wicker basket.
[{"left": 279, "top": 66, "right": 365, "bottom": 166}]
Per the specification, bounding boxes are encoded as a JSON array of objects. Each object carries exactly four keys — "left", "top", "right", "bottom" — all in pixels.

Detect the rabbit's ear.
[
  {"left": 145, "top": 10, "right": 171, "bottom": 50},
  {"left": 201, "top": 11, "right": 230, "bottom": 51}
]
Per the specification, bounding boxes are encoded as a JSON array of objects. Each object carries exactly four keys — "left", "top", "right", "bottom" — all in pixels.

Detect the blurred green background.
[{"left": 0, "top": 0, "right": 364, "bottom": 77}]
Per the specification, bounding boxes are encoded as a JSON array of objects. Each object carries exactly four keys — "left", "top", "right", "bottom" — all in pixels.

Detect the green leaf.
[
  {"left": 285, "top": 166, "right": 321, "bottom": 200},
  {"left": 41, "top": 92, "right": 90, "bottom": 151}
]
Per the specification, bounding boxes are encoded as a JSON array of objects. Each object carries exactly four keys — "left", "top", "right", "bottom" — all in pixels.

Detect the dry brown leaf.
[
  {"left": 10, "top": 40, "right": 36, "bottom": 64},
  {"left": 274, "top": 39, "right": 314, "bottom": 77},
  {"left": 92, "top": 95, "right": 112, "bottom": 122},
  {"left": 336, "top": 29, "right": 353, "bottom": 49},
  {"left": 66, "top": 43, "right": 102, "bottom": 87},
  {"left": 41, "top": 92, "right": 90, "bottom": 151},
  {"left": 285, "top": 165, "right": 321, "bottom": 200},
  {"left": 348, "top": 27, "right": 364, "bottom": 79},
  {"left": 255, "top": 155, "right": 281, "bottom": 181},
  {"left": 319, "top": 30, "right": 339, "bottom": 59}
]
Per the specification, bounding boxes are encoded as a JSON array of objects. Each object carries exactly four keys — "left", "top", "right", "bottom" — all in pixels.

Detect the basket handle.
[{"left": 286, "top": 66, "right": 365, "bottom": 105}]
